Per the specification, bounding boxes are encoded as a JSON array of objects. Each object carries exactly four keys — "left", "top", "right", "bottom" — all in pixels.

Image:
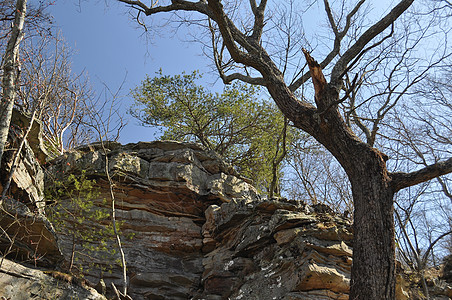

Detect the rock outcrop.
[
  {"left": 1, "top": 109, "right": 48, "bottom": 212},
  {"left": 0, "top": 110, "right": 62, "bottom": 267},
  {"left": 0, "top": 257, "right": 106, "bottom": 300},
  {"left": 397, "top": 261, "right": 452, "bottom": 300},
  {"left": 46, "top": 141, "right": 354, "bottom": 299},
  {"left": 0, "top": 111, "right": 97, "bottom": 299},
  {"left": 46, "top": 141, "right": 259, "bottom": 299},
  {"left": 4, "top": 135, "right": 450, "bottom": 300},
  {"left": 196, "top": 199, "right": 352, "bottom": 300}
]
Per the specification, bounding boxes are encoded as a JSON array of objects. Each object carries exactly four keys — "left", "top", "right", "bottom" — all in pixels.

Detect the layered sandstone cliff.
[
  {"left": 1, "top": 130, "right": 451, "bottom": 299},
  {"left": 45, "top": 141, "right": 353, "bottom": 299}
]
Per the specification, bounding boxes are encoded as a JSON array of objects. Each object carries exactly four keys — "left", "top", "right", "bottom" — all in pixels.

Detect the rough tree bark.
[
  {"left": 279, "top": 50, "right": 398, "bottom": 298},
  {"left": 0, "top": 0, "right": 27, "bottom": 169},
  {"left": 116, "top": 0, "right": 452, "bottom": 298}
]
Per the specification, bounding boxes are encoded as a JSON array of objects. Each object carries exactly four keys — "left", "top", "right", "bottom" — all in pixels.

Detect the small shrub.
[{"left": 45, "top": 170, "right": 118, "bottom": 276}]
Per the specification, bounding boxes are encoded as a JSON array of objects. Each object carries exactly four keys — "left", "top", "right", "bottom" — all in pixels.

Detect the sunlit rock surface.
[
  {"left": 47, "top": 141, "right": 357, "bottom": 299},
  {"left": 4, "top": 113, "right": 451, "bottom": 299},
  {"left": 197, "top": 199, "right": 352, "bottom": 300},
  {"left": 46, "top": 141, "right": 259, "bottom": 299},
  {"left": 0, "top": 110, "right": 62, "bottom": 268},
  {"left": 0, "top": 258, "right": 105, "bottom": 300}
]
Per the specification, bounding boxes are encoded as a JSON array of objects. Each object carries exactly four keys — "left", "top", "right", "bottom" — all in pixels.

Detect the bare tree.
[
  {"left": 1, "top": 1, "right": 89, "bottom": 163},
  {"left": 333, "top": 3, "right": 452, "bottom": 282},
  {"left": 395, "top": 201, "right": 452, "bottom": 299},
  {"left": 115, "top": 0, "right": 452, "bottom": 298},
  {"left": 287, "top": 136, "right": 353, "bottom": 213},
  {"left": 0, "top": 0, "right": 51, "bottom": 50},
  {"left": 0, "top": 0, "right": 54, "bottom": 167},
  {"left": 17, "top": 32, "right": 94, "bottom": 158},
  {"left": 386, "top": 68, "right": 452, "bottom": 298},
  {"left": 0, "top": 0, "right": 26, "bottom": 170}
]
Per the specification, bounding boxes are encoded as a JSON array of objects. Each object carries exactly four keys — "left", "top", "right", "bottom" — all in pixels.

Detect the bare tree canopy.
[{"left": 115, "top": 0, "right": 451, "bottom": 298}]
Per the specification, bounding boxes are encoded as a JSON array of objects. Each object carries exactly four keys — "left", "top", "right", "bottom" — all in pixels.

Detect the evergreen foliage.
[{"left": 130, "top": 70, "right": 301, "bottom": 194}]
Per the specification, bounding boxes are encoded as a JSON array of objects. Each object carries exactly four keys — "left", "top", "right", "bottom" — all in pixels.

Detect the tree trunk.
[
  {"left": 317, "top": 108, "right": 397, "bottom": 299},
  {"left": 320, "top": 115, "right": 397, "bottom": 299},
  {"left": 348, "top": 160, "right": 396, "bottom": 299},
  {"left": 266, "top": 76, "right": 397, "bottom": 299},
  {"left": 0, "top": 0, "right": 27, "bottom": 169}
]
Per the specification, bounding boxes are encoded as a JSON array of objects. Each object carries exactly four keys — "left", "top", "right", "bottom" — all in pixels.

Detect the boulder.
[{"left": 0, "top": 258, "right": 105, "bottom": 300}]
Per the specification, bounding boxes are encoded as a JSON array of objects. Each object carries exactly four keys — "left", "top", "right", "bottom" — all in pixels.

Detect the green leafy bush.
[{"left": 45, "top": 171, "right": 118, "bottom": 276}]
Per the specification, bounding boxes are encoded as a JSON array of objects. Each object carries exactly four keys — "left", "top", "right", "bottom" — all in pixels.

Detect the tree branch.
[
  {"left": 118, "top": 0, "right": 211, "bottom": 17},
  {"left": 249, "top": 0, "right": 267, "bottom": 42},
  {"left": 422, "top": 230, "right": 452, "bottom": 265},
  {"left": 209, "top": 18, "right": 266, "bottom": 86},
  {"left": 289, "top": 0, "right": 365, "bottom": 92},
  {"left": 220, "top": 72, "right": 266, "bottom": 85},
  {"left": 331, "top": 0, "right": 414, "bottom": 84},
  {"left": 207, "top": 0, "right": 257, "bottom": 66},
  {"left": 302, "top": 48, "right": 327, "bottom": 109},
  {"left": 392, "top": 157, "right": 452, "bottom": 191}
]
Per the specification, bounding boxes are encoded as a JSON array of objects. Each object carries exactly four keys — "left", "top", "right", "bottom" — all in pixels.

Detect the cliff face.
[
  {"left": 1, "top": 135, "right": 451, "bottom": 299},
  {"left": 45, "top": 141, "right": 259, "bottom": 299},
  {"left": 198, "top": 200, "right": 352, "bottom": 300},
  {"left": 0, "top": 112, "right": 102, "bottom": 299},
  {"left": 0, "top": 110, "right": 62, "bottom": 266},
  {"left": 45, "top": 141, "right": 353, "bottom": 299}
]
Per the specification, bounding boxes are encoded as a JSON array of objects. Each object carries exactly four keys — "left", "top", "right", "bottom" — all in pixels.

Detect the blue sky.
[
  {"left": 49, "top": 0, "right": 214, "bottom": 144},
  {"left": 47, "top": 0, "right": 394, "bottom": 144}
]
